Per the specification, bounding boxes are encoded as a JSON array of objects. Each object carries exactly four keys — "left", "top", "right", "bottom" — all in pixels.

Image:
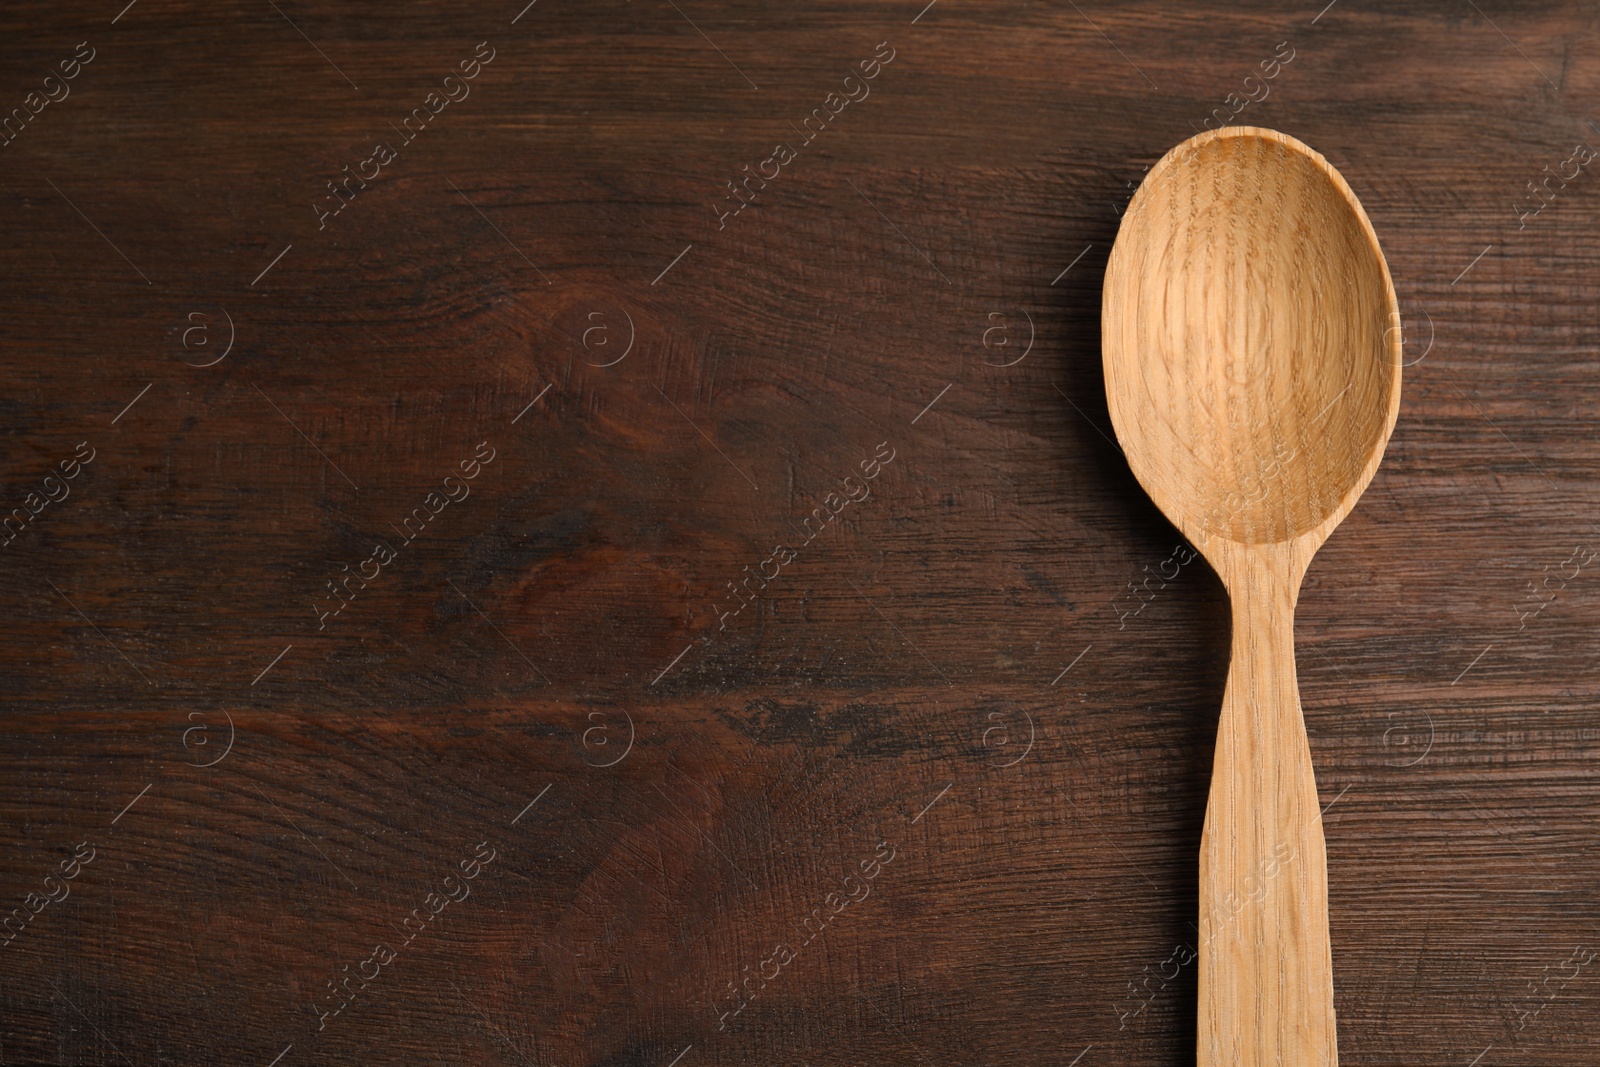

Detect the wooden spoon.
[{"left": 1101, "top": 126, "right": 1401, "bottom": 1065}]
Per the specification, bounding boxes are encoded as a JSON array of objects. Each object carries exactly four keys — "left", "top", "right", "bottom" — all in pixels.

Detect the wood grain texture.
[
  {"left": 1102, "top": 126, "right": 1402, "bottom": 1064},
  {"left": 1, "top": 2, "right": 1600, "bottom": 1066}
]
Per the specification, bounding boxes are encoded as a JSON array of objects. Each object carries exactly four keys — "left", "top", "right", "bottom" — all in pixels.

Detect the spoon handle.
[{"left": 1198, "top": 545, "right": 1337, "bottom": 1067}]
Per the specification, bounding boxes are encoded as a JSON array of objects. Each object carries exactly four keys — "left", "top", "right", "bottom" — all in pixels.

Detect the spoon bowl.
[
  {"left": 1102, "top": 126, "right": 1401, "bottom": 1066},
  {"left": 1105, "top": 127, "right": 1400, "bottom": 550}
]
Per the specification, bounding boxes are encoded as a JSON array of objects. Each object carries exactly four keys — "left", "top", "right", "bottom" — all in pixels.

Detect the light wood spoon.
[{"left": 1101, "top": 126, "right": 1401, "bottom": 1065}]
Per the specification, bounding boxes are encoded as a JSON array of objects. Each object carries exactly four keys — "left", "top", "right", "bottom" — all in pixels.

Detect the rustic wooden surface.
[{"left": 2, "top": 1, "right": 1599, "bottom": 1064}]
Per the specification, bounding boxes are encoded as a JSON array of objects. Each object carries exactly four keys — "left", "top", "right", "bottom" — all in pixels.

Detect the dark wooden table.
[{"left": 3, "top": 1, "right": 1598, "bottom": 1063}]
